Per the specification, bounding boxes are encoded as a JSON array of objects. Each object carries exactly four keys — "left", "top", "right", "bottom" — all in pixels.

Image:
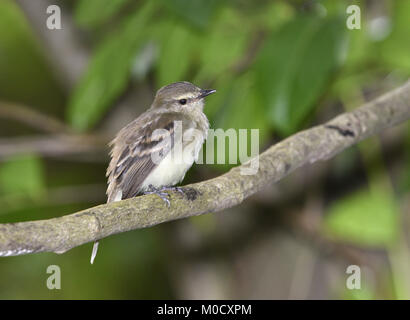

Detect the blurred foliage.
[
  {"left": 0, "top": 154, "right": 45, "bottom": 196},
  {"left": 402, "top": 126, "right": 410, "bottom": 193},
  {"left": 74, "top": 0, "right": 130, "bottom": 28},
  {"left": 379, "top": 0, "right": 410, "bottom": 72},
  {"left": 159, "top": 0, "right": 222, "bottom": 30},
  {"left": 0, "top": 0, "right": 64, "bottom": 113},
  {"left": 68, "top": 1, "right": 155, "bottom": 130},
  {"left": 0, "top": 0, "right": 409, "bottom": 299},
  {"left": 324, "top": 188, "right": 399, "bottom": 247},
  {"left": 255, "top": 15, "right": 347, "bottom": 134}
]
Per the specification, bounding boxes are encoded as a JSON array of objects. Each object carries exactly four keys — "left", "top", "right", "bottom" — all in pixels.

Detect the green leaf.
[
  {"left": 194, "top": 7, "right": 249, "bottom": 83},
  {"left": 158, "top": 0, "right": 221, "bottom": 29},
  {"left": 0, "top": 154, "right": 45, "bottom": 196},
  {"left": 155, "top": 21, "right": 199, "bottom": 87},
  {"left": 67, "top": 2, "right": 155, "bottom": 131},
  {"left": 324, "top": 188, "right": 399, "bottom": 247},
  {"left": 379, "top": 0, "right": 410, "bottom": 72},
  {"left": 255, "top": 15, "right": 347, "bottom": 135},
  {"left": 0, "top": 0, "right": 64, "bottom": 109},
  {"left": 212, "top": 73, "right": 270, "bottom": 141},
  {"left": 74, "top": 0, "right": 130, "bottom": 28},
  {"left": 204, "top": 73, "right": 271, "bottom": 171}
]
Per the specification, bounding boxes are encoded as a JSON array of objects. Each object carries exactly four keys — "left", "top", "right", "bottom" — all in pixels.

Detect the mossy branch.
[{"left": 1, "top": 81, "right": 409, "bottom": 257}]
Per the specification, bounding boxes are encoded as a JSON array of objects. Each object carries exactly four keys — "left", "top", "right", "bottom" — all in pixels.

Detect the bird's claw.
[
  {"left": 143, "top": 185, "right": 199, "bottom": 207},
  {"left": 159, "top": 186, "right": 199, "bottom": 201},
  {"left": 143, "top": 185, "right": 171, "bottom": 207},
  {"left": 170, "top": 186, "right": 185, "bottom": 196}
]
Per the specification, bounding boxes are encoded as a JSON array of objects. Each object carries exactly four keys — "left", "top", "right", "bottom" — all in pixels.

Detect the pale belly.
[{"left": 140, "top": 134, "right": 205, "bottom": 191}]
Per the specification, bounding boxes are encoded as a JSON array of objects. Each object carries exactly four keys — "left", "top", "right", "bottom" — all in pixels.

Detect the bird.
[{"left": 90, "top": 81, "right": 216, "bottom": 264}]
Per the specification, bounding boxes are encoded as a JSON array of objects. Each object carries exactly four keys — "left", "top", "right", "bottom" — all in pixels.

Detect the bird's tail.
[
  {"left": 90, "top": 190, "right": 122, "bottom": 264},
  {"left": 90, "top": 241, "right": 99, "bottom": 264}
]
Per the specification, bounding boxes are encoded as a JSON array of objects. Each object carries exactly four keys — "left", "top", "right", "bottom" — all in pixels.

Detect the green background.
[{"left": 0, "top": 0, "right": 409, "bottom": 299}]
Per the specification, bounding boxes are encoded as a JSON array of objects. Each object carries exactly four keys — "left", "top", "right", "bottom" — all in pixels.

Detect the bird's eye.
[{"left": 179, "top": 99, "right": 187, "bottom": 105}]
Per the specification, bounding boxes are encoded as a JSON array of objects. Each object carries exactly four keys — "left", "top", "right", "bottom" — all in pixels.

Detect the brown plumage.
[
  {"left": 106, "top": 82, "right": 211, "bottom": 202},
  {"left": 106, "top": 113, "right": 176, "bottom": 202},
  {"left": 90, "top": 81, "right": 215, "bottom": 264}
]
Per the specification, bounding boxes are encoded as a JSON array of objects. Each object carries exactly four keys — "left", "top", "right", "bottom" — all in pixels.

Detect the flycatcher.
[{"left": 90, "top": 81, "right": 216, "bottom": 264}]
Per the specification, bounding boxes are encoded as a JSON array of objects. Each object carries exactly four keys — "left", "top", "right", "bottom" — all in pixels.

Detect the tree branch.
[
  {"left": 0, "top": 81, "right": 409, "bottom": 257},
  {"left": 0, "top": 101, "right": 71, "bottom": 134},
  {"left": 0, "top": 134, "right": 107, "bottom": 160}
]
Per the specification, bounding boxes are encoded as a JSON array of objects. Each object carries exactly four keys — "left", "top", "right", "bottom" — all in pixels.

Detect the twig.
[
  {"left": 0, "top": 81, "right": 409, "bottom": 257},
  {"left": 0, "top": 101, "right": 71, "bottom": 134},
  {"left": 0, "top": 134, "right": 108, "bottom": 160}
]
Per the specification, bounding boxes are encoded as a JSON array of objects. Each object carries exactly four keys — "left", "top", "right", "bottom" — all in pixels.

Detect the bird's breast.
[{"left": 140, "top": 129, "right": 206, "bottom": 191}]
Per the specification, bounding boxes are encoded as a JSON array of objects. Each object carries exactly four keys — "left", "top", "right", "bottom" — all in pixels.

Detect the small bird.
[{"left": 90, "top": 81, "right": 215, "bottom": 264}]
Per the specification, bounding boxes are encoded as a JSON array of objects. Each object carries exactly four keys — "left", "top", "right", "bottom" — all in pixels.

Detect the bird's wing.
[{"left": 106, "top": 113, "right": 179, "bottom": 202}]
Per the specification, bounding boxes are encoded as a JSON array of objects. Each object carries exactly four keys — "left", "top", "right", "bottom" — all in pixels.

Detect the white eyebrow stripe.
[{"left": 174, "top": 93, "right": 196, "bottom": 100}]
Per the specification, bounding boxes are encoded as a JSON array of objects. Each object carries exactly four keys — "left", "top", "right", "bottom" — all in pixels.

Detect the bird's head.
[{"left": 151, "top": 81, "right": 216, "bottom": 110}]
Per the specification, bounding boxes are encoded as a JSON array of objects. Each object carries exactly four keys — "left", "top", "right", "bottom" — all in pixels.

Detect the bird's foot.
[
  {"left": 143, "top": 185, "right": 200, "bottom": 206},
  {"left": 143, "top": 185, "right": 171, "bottom": 207},
  {"left": 159, "top": 186, "right": 200, "bottom": 201},
  {"left": 162, "top": 186, "right": 185, "bottom": 196}
]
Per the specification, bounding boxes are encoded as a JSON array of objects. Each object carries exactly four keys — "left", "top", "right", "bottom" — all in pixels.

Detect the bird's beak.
[{"left": 199, "top": 89, "right": 216, "bottom": 99}]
